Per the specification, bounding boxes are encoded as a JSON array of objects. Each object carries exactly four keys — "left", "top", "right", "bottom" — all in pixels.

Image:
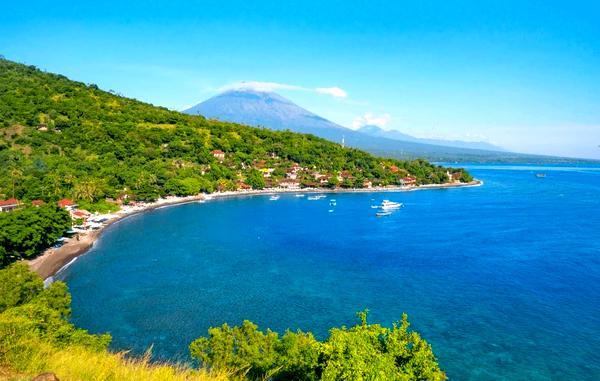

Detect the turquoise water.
[{"left": 57, "top": 165, "right": 600, "bottom": 380}]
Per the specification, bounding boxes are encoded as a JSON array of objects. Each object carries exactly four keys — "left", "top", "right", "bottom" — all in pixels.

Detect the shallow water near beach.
[{"left": 57, "top": 164, "right": 600, "bottom": 380}]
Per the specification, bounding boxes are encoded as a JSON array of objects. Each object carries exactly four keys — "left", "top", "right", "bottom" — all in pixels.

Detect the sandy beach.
[{"left": 27, "top": 180, "right": 481, "bottom": 280}]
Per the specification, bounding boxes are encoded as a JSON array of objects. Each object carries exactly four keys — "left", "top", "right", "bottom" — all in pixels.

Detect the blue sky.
[{"left": 1, "top": 1, "right": 599, "bottom": 159}]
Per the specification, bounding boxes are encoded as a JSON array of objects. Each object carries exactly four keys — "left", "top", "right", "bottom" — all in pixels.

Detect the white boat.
[
  {"left": 376, "top": 211, "right": 392, "bottom": 217},
  {"left": 380, "top": 200, "right": 403, "bottom": 210},
  {"left": 307, "top": 196, "right": 320, "bottom": 200},
  {"left": 295, "top": 194, "right": 305, "bottom": 197},
  {"left": 269, "top": 195, "right": 280, "bottom": 201},
  {"left": 308, "top": 194, "right": 326, "bottom": 200}
]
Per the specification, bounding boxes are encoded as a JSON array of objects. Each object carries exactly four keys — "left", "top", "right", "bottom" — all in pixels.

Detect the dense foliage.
[
  {"left": 189, "top": 310, "right": 446, "bottom": 381},
  {"left": 0, "top": 58, "right": 471, "bottom": 208},
  {"left": 0, "top": 204, "right": 71, "bottom": 266},
  {"left": 0, "top": 264, "right": 111, "bottom": 363}
]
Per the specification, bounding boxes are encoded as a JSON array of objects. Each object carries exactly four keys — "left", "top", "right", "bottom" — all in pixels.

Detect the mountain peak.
[
  {"left": 183, "top": 89, "right": 341, "bottom": 133},
  {"left": 217, "top": 88, "right": 292, "bottom": 104}
]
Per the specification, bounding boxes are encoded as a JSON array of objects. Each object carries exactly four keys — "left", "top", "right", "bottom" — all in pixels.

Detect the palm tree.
[
  {"left": 73, "top": 179, "right": 102, "bottom": 202},
  {"left": 9, "top": 167, "right": 23, "bottom": 198}
]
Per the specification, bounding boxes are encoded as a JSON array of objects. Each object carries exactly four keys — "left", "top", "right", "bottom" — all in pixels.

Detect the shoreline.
[{"left": 27, "top": 180, "right": 481, "bottom": 280}]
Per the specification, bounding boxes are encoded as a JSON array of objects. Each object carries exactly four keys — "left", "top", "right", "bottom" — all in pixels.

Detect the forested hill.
[{"left": 0, "top": 58, "right": 471, "bottom": 206}]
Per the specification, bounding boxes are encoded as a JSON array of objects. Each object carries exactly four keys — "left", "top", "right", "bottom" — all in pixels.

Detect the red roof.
[
  {"left": 0, "top": 198, "right": 18, "bottom": 207},
  {"left": 211, "top": 149, "right": 224, "bottom": 155},
  {"left": 57, "top": 199, "right": 75, "bottom": 208},
  {"left": 31, "top": 199, "right": 44, "bottom": 206},
  {"left": 71, "top": 210, "right": 90, "bottom": 218}
]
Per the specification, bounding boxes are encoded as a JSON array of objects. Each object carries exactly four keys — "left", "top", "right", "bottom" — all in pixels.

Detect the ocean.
[{"left": 57, "top": 164, "right": 600, "bottom": 380}]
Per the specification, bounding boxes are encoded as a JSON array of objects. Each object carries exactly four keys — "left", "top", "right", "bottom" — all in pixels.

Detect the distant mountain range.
[
  {"left": 356, "top": 124, "right": 505, "bottom": 152},
  {"left": 184, "top": 89, "right": 584, "bottom": 163}
]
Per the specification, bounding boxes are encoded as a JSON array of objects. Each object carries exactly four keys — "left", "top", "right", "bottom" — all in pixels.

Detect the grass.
[{"left": 2, "top": 341, "right": 234, "bottom": 381}]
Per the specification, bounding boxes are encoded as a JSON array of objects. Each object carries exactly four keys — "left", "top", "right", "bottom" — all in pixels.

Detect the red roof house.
[
  {"left": 211, "top": 150, "right": 225, "bottom": 161},
  {"left": 71, "top": 209, "right": 91, "bottom": 220},
  {"left": 402, "top": 176, "right": 417, "bottom": 185},
  {"left": 57, "top": 199, "right": 76, "bottom": 208},
  {"left": 31, "top": 199, "right": 44, "bottom": 206},
  {"left": 0, "top": 198, "right": 19, "bottom": 212}
]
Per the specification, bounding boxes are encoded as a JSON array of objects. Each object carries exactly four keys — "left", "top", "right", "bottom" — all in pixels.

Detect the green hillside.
[{"left": 0, "top": 58, "right": 470, "bottom": 206}]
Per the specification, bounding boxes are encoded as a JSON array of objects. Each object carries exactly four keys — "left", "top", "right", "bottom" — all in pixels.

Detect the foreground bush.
[{"left": 190, "top": 310, "right": 446, "bottom": 381}]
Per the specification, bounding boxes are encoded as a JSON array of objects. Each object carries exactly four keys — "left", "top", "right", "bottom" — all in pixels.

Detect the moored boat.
[{"left": 380, "top": 200, "right": 403, "bottom": 210}]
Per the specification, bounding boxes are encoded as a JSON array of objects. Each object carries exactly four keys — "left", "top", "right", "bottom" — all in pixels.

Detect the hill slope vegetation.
[{"left": 0, "top": 58, "right": 470, "bottom": 207}]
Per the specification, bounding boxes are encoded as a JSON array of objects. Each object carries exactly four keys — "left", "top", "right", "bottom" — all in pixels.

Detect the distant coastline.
[{"left": 27, "top": 180, "right": 481, "bottom": 281}]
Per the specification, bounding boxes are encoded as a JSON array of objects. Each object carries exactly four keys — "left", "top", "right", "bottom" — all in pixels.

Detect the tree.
[
  {"left": 245, "top": 169, "right": 266, "bottom": 190},
  {"left": 0, "top": 263, "right": 43, "bottom": 313},
  {"left": 0, "top": 205, "right": 71, "bottom": 266}
]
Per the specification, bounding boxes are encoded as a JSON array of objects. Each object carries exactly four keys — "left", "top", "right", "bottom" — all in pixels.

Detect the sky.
[{"left": 1, "top": 1, "right": 599, "bottom": 159}]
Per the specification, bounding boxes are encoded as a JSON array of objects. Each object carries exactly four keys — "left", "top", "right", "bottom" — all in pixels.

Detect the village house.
[
  {"left": 31, "top": 199, "right": 44, "bottom": 207},
  {"left": 261, "top": 168, "right": 275, "bottom": 178},
  {"left": 286, "top": 163, "right": 302, "bottom": 180},
  {"left": 317, "top": 175, "right": 329, "bottom": 185},
  {"left": 337, "top": 170, "right": 355, "bottom": 182},
  {"left": 447, "top": 171, "right": 462, "bottom": 183},
  {"left": 71, "top": 209, "right": 91, "bottom": 222},
  {"left": 390, "top": 165, "right": 399, "bottom": 173},
  {"left": 363, "top": 180, "right": 373, "bottom": 189},
  {"left": 211, "top": 149, "right": 225, "bottom": 161},
  {"left": 402, "top": 176, "right": 417, "bottom": 186},
  {"left": 0, "top": 198, "right": 19, "bottom": 212},
  {"left": 278, "top": 179, "right": 300, "bottom": 189},
  {"left": 237, "top": 182, "right": 252, "bottom": 191},
  {"left": 57, "top": 198, "right": 77, "bottom": 210}
]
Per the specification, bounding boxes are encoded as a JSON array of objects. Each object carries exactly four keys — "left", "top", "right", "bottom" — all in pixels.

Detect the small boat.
[
  {"left": 370, "top": 205, "right": 380, "bottom": 209},
  {"left": 269, "top": 195, "right": 280, "bottom": 201},
  {"left": 535, "top": 173, "right": 546, "bottom": 178},
  {"left": 380, "top": 200, "right": 403, "bottom": 210},
  {"left": 295, "top": 194, "right": 305, "bottom": 197},
  {"left": 328, "top": 209, "right": 334, "bottom": 213},
  {"left": 307, "top": 196, "right": 320, "bottom": 200},
  {"left": 329, "top": 199, "right": 337, "bottom": 206},
  {"left": 376, "top": 211, "right": 392, "bottom": 217}
]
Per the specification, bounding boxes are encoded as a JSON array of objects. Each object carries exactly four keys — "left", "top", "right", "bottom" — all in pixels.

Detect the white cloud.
[
  {"left": 218, "top": 81, "right": 347, "bottom": 99},
  {"left": 352, "top": 113, "right": 391, "bottom": 129},
  {"left": 219, "top": 81, "right": 303, "bottom": 93},
  {"left": 315, "top": 87, "right": 347, "bottom": 98}
]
